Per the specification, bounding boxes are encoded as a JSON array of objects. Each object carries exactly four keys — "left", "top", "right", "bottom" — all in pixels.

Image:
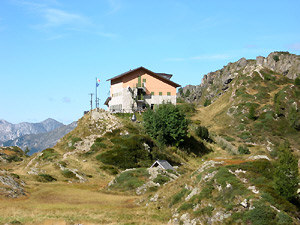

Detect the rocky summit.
[{"left": 178, "top": 51, "right": 300, "bottom": 104}]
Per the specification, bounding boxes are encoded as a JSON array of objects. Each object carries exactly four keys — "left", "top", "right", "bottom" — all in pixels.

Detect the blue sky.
[{"left": 0, "top": 0, "right": 299, "bottom": 124}]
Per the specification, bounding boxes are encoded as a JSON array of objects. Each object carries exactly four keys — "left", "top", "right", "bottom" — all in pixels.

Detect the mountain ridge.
[
  {"left": 2, "top": 121, "right": 77, "bottom": 154},
  {"left": 0, "top": 118, "right": 64, "bottom": 143},
  {"left": 178, "top": 51, "right": 300, "bottom": 104}
]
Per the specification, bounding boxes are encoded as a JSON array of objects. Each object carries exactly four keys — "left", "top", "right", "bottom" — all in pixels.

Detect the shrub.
[
  {"left": 40, "top": 148, "right": 59, "bottom": 161},
  {"left": 170, "top": 188, "right": 189, "bottom": 206},
  {"left": 96, "top": 134, "right": 153, "bottom": 169},
  {"left": 71, "top": 137, "right": 82, "bottom": 145},
  {"left": 5, "top": 155, "right": 23, "bottom": 162},
  {"left": 177, "top": 103, "right": 196, "bottom": 114},
  {"left": 248, "top": 105, "right": 257, "bottom": 120},
  {"left": 185, "top": 89, "right": 191, "bottom": 97},
  {"left": 276, "top": 212, "right": 293, "bottom": 225},
  {"left": 287, "top": 105, "right": 300, "bottom": 130},
  {"left": 178, "top": 202, "right": 193, "bottom": 212},
  {"left": 153, "top": 174, "right": 170, "bottom": 185},
  {"left": 273, "top": 142, "right": 299, "bottom": 201},
  {"left": 143, "top": 104, "right": 188, "bottom": 146},
  {"left": 110, "top": 168, "right": 149, "bottom": 191},
  {"left": 90, "top": 142, "right": 107, "bottom": 152},
  {"left": 295, "top": 77, "right": 300, "bottom": 86},
  {"left": 62, "top": 169, "right": 77, "bottom": 179},
  {"left": 204, "top": 98, "right": 211, "bottom": 107},
  {"left": 195, "top": 125, "right": 209, "bottom": 140},
  {"left": 100, "top": 165, "right": 119, "bottom": 175},
  {"left": 243, "top": 200, "right": 276, "bottom": 225},
  {"left": 178, "top": 87, "right": 183, "bottom": 95},
  {"left": 238, "top": 145, "right": 250, "bottom": 154},
  {"left": 273, "top": 55, "right": 280, "bottom": 62},
  {"left": 36, "top": 173, "right": 57, "bottom": 182}
]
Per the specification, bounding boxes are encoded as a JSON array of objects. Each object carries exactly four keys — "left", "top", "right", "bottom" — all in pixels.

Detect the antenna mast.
[{"left": 89, "top": 93, "right": 94, "bottom": 111}]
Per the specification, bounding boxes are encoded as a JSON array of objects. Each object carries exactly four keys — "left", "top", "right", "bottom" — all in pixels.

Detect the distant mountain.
[
  {"left": 0, "top": 118, "right": 64, "bottom": 143},
  {"left": 3, "top": 121, "right": 77, "bottom": 155}
]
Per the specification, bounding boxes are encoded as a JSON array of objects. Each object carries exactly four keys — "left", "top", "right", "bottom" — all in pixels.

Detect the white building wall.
[{"left": 109, "top": 87, "right": 177, "bottom": 113}]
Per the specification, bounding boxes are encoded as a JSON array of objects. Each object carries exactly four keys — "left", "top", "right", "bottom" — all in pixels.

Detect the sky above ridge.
[{"left": 0, "top": 0, "right": 299, "bottom": 124}]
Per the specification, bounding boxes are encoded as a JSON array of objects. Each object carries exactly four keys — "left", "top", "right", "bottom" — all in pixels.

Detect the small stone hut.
[{"left": 150, "top": 160, "right": 175, "bottom": 171}]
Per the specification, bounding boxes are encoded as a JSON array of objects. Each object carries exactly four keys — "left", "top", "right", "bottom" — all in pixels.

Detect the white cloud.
[
  {"left": 42, "top": 8, "right": 89, "bottom": 28},
  {"left": 11, "top": 0, "right": 116, "bottom": 39}
]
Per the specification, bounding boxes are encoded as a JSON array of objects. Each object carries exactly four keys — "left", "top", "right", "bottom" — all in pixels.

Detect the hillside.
[
  {"left": 179, "top": 51, "right": 300, "bottom": 156},
  {"left": 0, "top": 52, "right": 299, "bottom": 224}
]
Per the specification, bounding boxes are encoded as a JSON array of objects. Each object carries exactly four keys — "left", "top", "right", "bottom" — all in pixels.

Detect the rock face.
[
  {"left": 3, "top": 122, "right": 77, "bottom": 154},
  {"left": 179, "top": 52, "right": 300, "bottom": 103},
  {"left": 0, "top": 118, "right": 64, "bottom": 143},
  {"left": 0, "top": 170, "right": 26, "bottom": 198}
]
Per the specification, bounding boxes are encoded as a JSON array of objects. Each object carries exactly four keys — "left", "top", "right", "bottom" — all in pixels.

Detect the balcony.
[{"left": 136, "top": 82, "right": 146, "bottom": 92}]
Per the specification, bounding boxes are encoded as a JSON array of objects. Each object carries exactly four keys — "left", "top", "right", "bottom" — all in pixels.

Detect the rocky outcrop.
[
  {"left": 0, "top": 170, "right": 26, "bottom": 198},
  {"left": 179, "top": 52, "right": 300, "bottom": 103}
]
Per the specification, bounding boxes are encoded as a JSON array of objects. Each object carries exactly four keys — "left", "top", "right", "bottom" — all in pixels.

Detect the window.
[
  {"left": 151, "top": 92, "right": 154, "bottom": 95},
  {"left": 159, "top": 92, "right": 162, "bottom": 96},
  {"left": 167, "top": 92, "right": 171, "bottom": 96},
  {"left": 143, "top": 78, "right": 146, "bottom": 82}
]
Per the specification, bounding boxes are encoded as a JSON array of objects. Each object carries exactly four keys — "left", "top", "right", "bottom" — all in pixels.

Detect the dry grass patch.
[{"left": 0, "top": 182, "right": 170, "bottom": 224}]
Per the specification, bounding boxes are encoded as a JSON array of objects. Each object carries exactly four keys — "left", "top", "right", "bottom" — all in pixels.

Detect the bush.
[
  {"left": 100, "top": 165, "right": 119, "bottom": 175},
  {"left": 170, "top": 188, "right": 189, "bottom": 206},
  {"left": 204, "top": 98, "right": 211, "bottom": 107},
  {"left": 238, "top": 145, "right": 250, "bottom": 154},
  {"left": 153, "top": 174, "right": 170, "bottom": 185},
  {"left": 96, "top": 134, "right": 153, "bottom": 169},
  {"left": 273, "top": 55, "right": 280, "bottom": 62},
  {"left": 36, "top": 173, "right": 57, "bottom": 182},
  {"left": 5, "top": 155, "right": 23, "bottom": 162},
  {"left": 185, "top": 89, "right": 190, "bottom": 97},
  {"left": 248, "top": 105, "right": 257, "bottom": 120},
  {"left": 243, "top": 200, "right": 276, "bottom": 225},
  {"left": 177, "top": 103, "right": 196, "bottom": 115},
  {"left": 287, "top": 105, "right": 300, "bottom": 130},
  {"left": 277, "top": 212, "right": 293, "bottom": 225},
  {"left": 40, "top": 148, "right": 59, "bottom": 161},
  {"left": 273, "top": 142, "right": 299, "bottom": 201},
  {"left": 195, "top": 126, "right": 209, "bottom": 140},
  {"left": 178, "top": 202, "right": 193, "bottom": 212},
  {"left": 143, "top": 104, "right": 188, "bottom": 146},
  {"left": 62, "top": 169, "right": 77, "bottom": 179},
  {"left": 295, "top": 77, "right": 300, "bottom": 86},
  {"left": 110, "top": 168, "right": 149, "bottom": 191},
  {"left": 71, "top": 137, "right": 82, "bottom": 145}
]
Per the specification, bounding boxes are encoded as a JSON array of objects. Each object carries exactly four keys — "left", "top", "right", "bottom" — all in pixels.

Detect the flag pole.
[{"left": 95, "top": 77, "right": 98, "bottom": 109}]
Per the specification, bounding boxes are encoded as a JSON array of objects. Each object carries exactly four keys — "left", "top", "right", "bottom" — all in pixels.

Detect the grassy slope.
[{"left": 193, "top": 69, "right": 300, "bottom": 157}]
